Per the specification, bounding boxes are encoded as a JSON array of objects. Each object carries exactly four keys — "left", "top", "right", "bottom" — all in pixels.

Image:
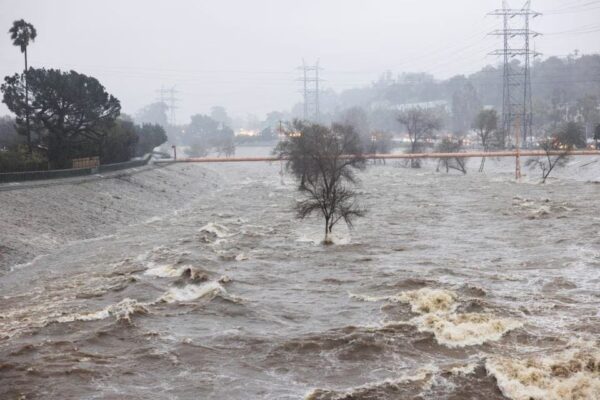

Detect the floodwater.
[{"left": 1, "top": 149, "right": 599, "bottom": 399}]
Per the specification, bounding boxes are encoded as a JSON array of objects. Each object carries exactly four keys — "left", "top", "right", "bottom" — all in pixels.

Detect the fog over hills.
[{"left": 1, "top": 0, "right": 599, "bottom": 121}]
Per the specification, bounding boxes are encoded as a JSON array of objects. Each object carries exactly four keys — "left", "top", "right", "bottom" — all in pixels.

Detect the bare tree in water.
[
  {"left": 397, "top": 107, "right": 442, "bottom": 168},
  {"left": 472, "top": 109, "right": 498, "bottom": 172},
  {"left": 368, "top": 131, "right": 394, "bottom": 164},
  {"left": 275, "top": 120, "right": 366, "bottom": 244},
  {"left": 435, "top": 137, "right": 467, "bottom": 174},
  {"left": 527, "top": 121, "right": 586, "bottom": 183}
]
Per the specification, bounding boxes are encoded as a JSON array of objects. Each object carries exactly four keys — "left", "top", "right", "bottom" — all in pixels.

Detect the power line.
[
  {"left": 542, "top": 0, "right": 600, "bottom": 14},
  {"left": 542, "top": 0, "right": 599, "bottom": 12}
]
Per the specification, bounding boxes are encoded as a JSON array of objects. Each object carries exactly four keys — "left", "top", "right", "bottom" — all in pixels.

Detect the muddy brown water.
[{"left": 1, "top": 150, "right": 599, "bottom": 399}]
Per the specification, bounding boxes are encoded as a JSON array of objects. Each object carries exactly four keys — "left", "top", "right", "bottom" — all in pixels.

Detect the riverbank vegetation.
[{"left": 0, "top": 20, "right": 167, "bottom": 173}]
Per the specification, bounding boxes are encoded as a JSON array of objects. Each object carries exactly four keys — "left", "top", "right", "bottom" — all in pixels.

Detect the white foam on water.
[
  {"left": 486, "top": 343, "right": 600, "bottom": 400},
  {"left": 348, "top": 292, "right": 390, "bottom": 302},
  {"left": 234, "top": 253, "right": 248, "bottom": 261},
  {"left": 296, "top": 230, "right": 351, "bottom": 245},
  {"left": 304, "top": 364, "right": 438, "bottom": 400},
  {"left": 412, "top": 313, "right": 523, "bottom": 348},
  {"left": 199, "top": 222, "right": 232, "bottom": 238},
  {"left": 449, "top": 362, "right": 478, "bottom": 376},
  {"left": 144, "top": 216, "right": 164, "bottom": 224},
  {"left": 57, "top": 298, "right": 149, "bottom": 323},
  {"left": 352, "top": 287, "right": 522, "bottom": 347},
  {"left": 391, "top": 288, "right": 459, "bottom": 314},
  {"left": 350, "top": 288, "right": 458, "bottom": 314},
  {"left": 144, "top": 263, "right": 187, "bottom": 278},
  {"left": 9, "top": 253, "right": 47, "bottom": 272},
  {"left": 158, "top": 281, "right": 227, "bottom": 303}
]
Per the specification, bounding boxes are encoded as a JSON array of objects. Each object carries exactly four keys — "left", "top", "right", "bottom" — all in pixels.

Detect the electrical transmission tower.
[
  {"left": 298, "top": 60, "right": 322, "bottom": 122},
  {"left": 156, "top": 85, "right": 180, "bottom": 125},
  {"left": 489, "top": 0, "right": 541, "bottom": 148}
]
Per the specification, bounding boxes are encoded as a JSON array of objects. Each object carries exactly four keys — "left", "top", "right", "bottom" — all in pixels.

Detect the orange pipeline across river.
[{"left": 154, "top": 150, "right": 600, "bottom": 163}]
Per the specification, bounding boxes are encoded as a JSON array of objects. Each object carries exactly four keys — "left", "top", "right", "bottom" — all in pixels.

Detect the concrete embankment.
[{"left": 0, "top": 164, "right": 217, "bottom": 272}]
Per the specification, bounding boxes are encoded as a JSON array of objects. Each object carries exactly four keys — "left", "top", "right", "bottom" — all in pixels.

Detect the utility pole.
[
  {"left": 298, "top": 60, "right": 322, "bottom": 122},
  {"left": 489, "top": 0, "right": 541, "bottom": 148}
]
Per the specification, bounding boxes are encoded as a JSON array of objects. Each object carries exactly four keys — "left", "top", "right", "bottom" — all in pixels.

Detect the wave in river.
[
  {"left": 351, "top": 288, "right": 458, "bottom": 314},
  {"left": 57, "top": 298, "right": 149, "bottom": 323},
  {"left": 199, "top": 222, "right": 232, "bottom": 238},
  {"left": 305, "top": 365, "right": 437, "bottom": 400},
  {"left": 351, "top": 287, "right": 521, "bottom": 347},
  {"left": 410, "top": 312, "right": 522, "bottom": 348},
  {"left": 486, "top": 342, "right": 600, "bottom": 400},
  {"left": 159, "top": 281, "right": 229, "bottom": 303}
]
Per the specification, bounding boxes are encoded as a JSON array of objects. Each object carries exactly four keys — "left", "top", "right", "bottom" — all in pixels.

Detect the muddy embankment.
[{"left": 0, "top": 164, "right": 217, "bottom": 272}]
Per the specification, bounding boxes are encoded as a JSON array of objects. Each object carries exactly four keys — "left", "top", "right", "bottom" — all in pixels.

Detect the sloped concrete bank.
[{"left": 0, "top": 163, "right": 218, "bottom": 272}]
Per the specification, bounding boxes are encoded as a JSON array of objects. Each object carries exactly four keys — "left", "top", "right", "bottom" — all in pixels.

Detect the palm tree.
[{"left": 9, "top": 19, "right": 37, "bottom": 152}]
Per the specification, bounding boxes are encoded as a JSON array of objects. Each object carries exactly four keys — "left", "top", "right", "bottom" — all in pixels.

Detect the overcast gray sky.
[{"left": 1, "top": 0, "right": 599, "bottom": 122}]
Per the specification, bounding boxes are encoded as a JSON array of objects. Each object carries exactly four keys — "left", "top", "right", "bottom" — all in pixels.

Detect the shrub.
[{"left": 0, "top": 146, "right": 47, "bottom": 173}]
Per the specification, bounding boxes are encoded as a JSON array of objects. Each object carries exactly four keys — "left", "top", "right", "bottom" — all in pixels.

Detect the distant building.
[
  {"left": 235, "top": 129, "right": 259, "bottom": 137},
  {"left": 369, "top": 99, "right": 450, "bottom": 113}
]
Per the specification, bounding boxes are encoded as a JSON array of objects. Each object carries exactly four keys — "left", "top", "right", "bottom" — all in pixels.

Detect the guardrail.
[
  {"left": 97, "top": 154, "right": 152, "bottom": 173},
  {"left": 0, "top": 154, "right": 152, "bottom": 184}
]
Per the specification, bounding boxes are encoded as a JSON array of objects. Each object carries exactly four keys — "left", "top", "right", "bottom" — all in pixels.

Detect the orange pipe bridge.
[{"left": 155, "top": 150, "right": 600, "bottom": 164}]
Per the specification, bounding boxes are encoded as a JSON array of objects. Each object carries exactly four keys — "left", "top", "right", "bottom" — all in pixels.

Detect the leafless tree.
[
  {"left": 216, "top": 137, "right": 235, "bottom": 157},
  {"left": 275, "top": 120, "right": 366, "bottom": 244},
  {"left": 187, "top": 141, "right": 209, "bottom": 157},
  {"left": 273, "top": 120, "right": 311, "bottom": 187},
  {"left": 435, "top": 137, "right": 467, "bottom": 174},
  {"left": 472, "top": 109, "right": 498, "bottom": 172},
  {"left": 397, "top": 107, "right": 442, "bottom": 168},
  {"left": 527, "top": 121, "right": 585, "bottom": 183},
  {"left": 368, "top": 131, "right": 394, "bottom": 164}
]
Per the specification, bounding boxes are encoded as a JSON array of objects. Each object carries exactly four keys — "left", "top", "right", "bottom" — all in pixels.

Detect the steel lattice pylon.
[
  {"left": 298, "top": 60, "right": 322, "bottom": 122},
  {"left": 489, "top": 0, "right": 541, "bottom": 148}
]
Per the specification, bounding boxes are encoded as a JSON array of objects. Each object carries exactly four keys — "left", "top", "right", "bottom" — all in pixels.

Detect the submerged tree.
[
  {"left": 273, "top": 121, "right": 311, "bottom": 186},
  {"left": 435, "top": 137, "right": 467, "bottom": 174},
  {"left": 9, "top": 19, "right": 37, "bottom": 152},
  {"left": 527, "top": 121, "right": 585, "bottom": 183},
  {"left": 472, "top": 109, "right": 498, "bottom": 172},
  {"left": 368, "top": 131, "right": 394, "bottom": 164},
  {"left": 275, "top": 121, "right": 366, "bottom": 244},
  {"left": 397, "top": 107, "right": 442, "bottom": 168},
  {"left": 215, "top": 136, "right": 235, "bottom": 157}
]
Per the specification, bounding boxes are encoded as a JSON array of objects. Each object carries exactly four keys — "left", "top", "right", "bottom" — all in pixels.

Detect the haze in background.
[{"left": 0, "top": 0, "right": 599, "bottom": 121}]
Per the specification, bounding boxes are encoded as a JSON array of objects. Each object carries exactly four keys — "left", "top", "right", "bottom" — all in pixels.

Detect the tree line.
[
  {"left": 292, "top": 55, "right": 600, "bottom": 141},
  {"left": 0, "top": 20, "right": 167, "bottom": 172}
]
